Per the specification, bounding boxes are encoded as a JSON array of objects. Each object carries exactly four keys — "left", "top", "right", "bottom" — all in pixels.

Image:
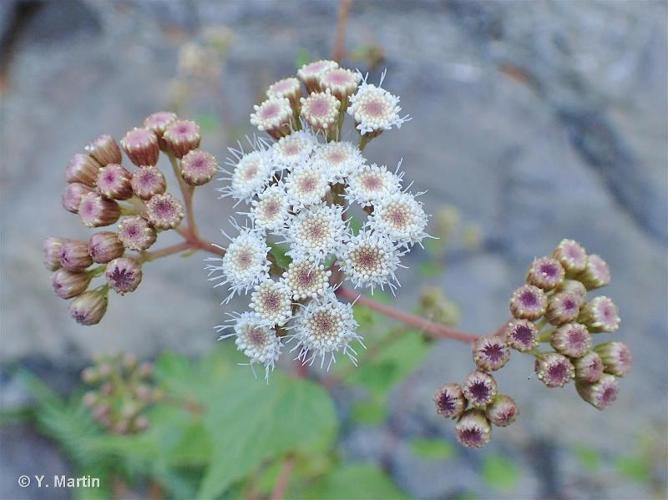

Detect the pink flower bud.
[
  {"left": 59, "top": 239, "right": 92, "bottom": 272},
  {"left": 163, "top": 120, "right": 201, "bottom": 158},
  {"left": 297, "top": 59, "right": 339, "bottom": 92},
  {"left": 556, "top": 279, "right": 587, "bottom": 299},
  {"left": 65, "top": 153, "right": 101, "bottom": 186},
  {"left": 145, "top": 193, "right": 184, "bottom": 230},
  {"left": 69, "top": 290, "right": 108, "bottom": 325},
  {"left": 144, "top": 112, "right": 178, "bottom": 147},
  {"left": 504, "top": 319, "right": 538, "bottom": 352},
  {"left": 300, "top": 91, "right": 340, "bottom": 134},
  {"left": 318, "top": 68, "right": 361, "bottom": 100},
  {"left": 462, "top": 371, "right": 497, "bottom": 408},
  {"left": 594, "top": 341, "right": 632, "bottom": 377},
  {"left": 535, "top": 353, "right": 575, "bottom": 388},
  {"left": 576, "top": 374, "right": 619, "bottom": 410},
  {"left": 97, "top": 164, "right": 133, "bottom": 200},
  {"left": 550, "top": 323, "right": 592, "bottom": 358},
  {"left": 78, "top": 192, "right": 121, "bottom": 228},
  {"left": 118, "top": 216, "right": 157, "bottom": 251},
  {"left": 546, "top": 292, "right": 582, "bottom": 326},
  {"left": 574, "top": 351, "right": 605, "bottom": 383},
  {"left": 267, "top": 77, "right": 302, "bottom": 106},
  {"left": 552, "top": 239, "right": 587, "bottom": 275},
  {"left": 455, "top": 410, "right": 492, "bottom": 448},
  {"left": 62, "top": 183, "right": 94, "bottom": 213},
  {"left": 577, "top": 254, "right": 611, "bottom": 289},
  {"left": 509, "top": 284, "right": 547, "bottom": 320},
  {"left": 250, "top": 98, "right": 294, "bottom": 139},
  {"left": 433, "top": 383, "right": 465, "bottom": 419},
  {"left": 472, "top": 336, "right": 510, "bottom": 372},
  {"left": 180, "top": 149, "right": 218, "bottom": 186},
  {"left": 121, "top": 127, "right": 160, "bottom": 166},
  {"left": 88, "top": 232, "right": 124, "bottom": 263},
  {"left": 578, "top": 296, "right": 620, "bottom": 333},
  {"left": 526, "top": 256, "right": 565, "bottom": 290},
  {"left": 43, "top": 237, "right": 65, "bottom": 271},
  {"left": 51, "top": 269, "right": 91, "bottom": 299},
  {"left": 485, "top": 394, "right": 519, "bottom": 427},
  {"left": 131, "top": 166, "right": 166, "bottom": 200},
  {"left": 85, "top": 134, "right": 122, "bottom": 166},
  {"left": 105, "top": 257, "right": 143, "bottom": 295}
]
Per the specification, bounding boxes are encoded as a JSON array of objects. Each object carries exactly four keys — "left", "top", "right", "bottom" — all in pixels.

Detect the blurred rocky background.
[{"left": 1, "top": 0, "right": 666, "bottom": 498}]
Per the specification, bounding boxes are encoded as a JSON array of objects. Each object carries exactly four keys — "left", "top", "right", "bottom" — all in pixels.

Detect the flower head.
[
  {"left": 348, "top": 77, "right": 408, "bottom": 135},
  {"left": 434, "top": 383, "right": 466, "bottom": 419},
  {"left": 550, "top": 323, "right": 592, "bottom": 358},
  {"left": 267, "top": 77, "right": 302, "bottom": 104},
  {"left": 313, "top": 141, "right": 365, "bottom": 180},
  {"left": 97, "top": 164, "right": 133, "bottom": 200},
  {"left": 285, "top": 204, "right": 348, "bottom": 262},
  {"left": 579, "top": 296, "right": 620, "bottom": 332},
  {"left": 472, "top": 336, "right": 510, "bottom": 372},
  {"left": 69, "top": 290, "right": 108, "bottom": 325},
  {"left": 118, "top": 216, "right": 157, "bottom": 251},
  {"left": 181, "top": 149, "right": 218, "bottom": 186},
  {"left": 576, "top": 374, "right": 619, "bottom": 410},
  {"left": 249, "top": 184, "right": 290, "bottom": 232},
  {"left": 339, "top": 231, "right": 402, "bottom": 293},
  {"left": 290, "top": 293, "right": 361, "bottom": 369},
  {"left": 285, "top": 163, "right": 331, "bottom": 208},
  {"left": 143, "top": 111, "right": 177, "bottom": 142},
  {"left": 271, "top": 131, "right": 316, "bottom": 170},
  {"left": 131, "top": 166, "right": 166, "bottom": 200},
  {"left": 105, "top": 257, "right": 143, "bottom": 295},
  {"left": 65, "top": 154, "right": 100, "bottom": 186},
  {"left": 88, "top": 232, "right": 124, "bottom": 263},
  {"left": 297, "top": 60, "right": 338, "bottom": 91},
  {"left": 318, "top": 67, "right": 361, "bottom": 99},
  {"left": 485, "top": 394, "right": 519, "bottom": 427},
  {"left": 578, "top": 254, "right": 611, "bottom": 289},
  {"left": 535, "top": 353, "right": 575, "bottom": 388},
  {"left": 60, "top": 239, "right": 93, "bottom": 272},
  {"left": 43, "top": 237, "right": 65, "bottom": 271},
  {"left": 207, "top": 228, "right": 271, "bottom": 299},
  {"left": 62, "top": 183, "right": 94, "bottom": 213},
  {"left": 557, "top": 279, "right": 588, "bottom": 299},
  {"left": 462, "top": 371, "right": 497, "bottom": 408},
  {"left": 145, "top": 193, "right": 184, "bottom": 230},
  {"left": 300, "top": 91, "right": 340, "bottom": 134},
  {"left": 546, "top": 291, "right": 582, "bottom": 326},
  {"left": 86, "top": 134, "right": 121, "bottom": 166},
  {"left": 574, "top": 351, "right": 605, "bottom": 383},
  {"left": 79, "top": 192, "right": 121, "bottom": 227},
  {"left": 455, "top": 410, "right": 492, "bottom": 448},
  {"left": 222, "top": 149, "right": 274, "bottom": 202},
  {"left": 346, "top": 163, "right": 402, "bottom": 207},
  {"left": 249, "top": 280, "right": 293, "bottom": 327},
  {"left": 250, "top": 98, "right": 293, "bottom": 139},
  {"left": 163, "top": 120, "right": 201, "bottom": 158},
  {"left": 526, "top": 257, "right": 565, "bottom": 290},
  {"left": 52, "top": 269, "right": 91, "bottom": 299},
  {"left": 595, "top": 341, "right": 632, "bottom": 377},
  {"left": 504, "top": 319, "right": 538, "bottom": 352},
  {"left": 553, "top": 239, "right": 587, "bottom": 274},
  {"left": 282, "top": 258, "right": 331, "bottom": 301},
  {"left": 509, "top": 284, "right": 547, "bottom": 320},
  {"left": 121, "top": 127, "right": 160, "bottom": 166},
  {"left": 368, "top": 192, "right": 428, "bottom": 247}
]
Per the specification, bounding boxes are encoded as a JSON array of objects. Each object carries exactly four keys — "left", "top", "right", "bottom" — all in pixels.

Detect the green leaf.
[
  {"left": 197, "top": 370, "right": 337, "bottom": 499},
  {"left": 482, "top": 455, "right": 519, "bottom": 492},
  {"left": 269, "top": 243, "right": 292, "bottom": 270},
  {"left": 300, "top": 464, "right": 406, "bottom": 500},
  {"left": 574, "top": 445, "right": 601, "bottom": 472},
  {"left": 410, "top": 438, "right": 454, "bottom": 460},
  {"left": 348, "top": 215, "right": 363, "bottom": 236},
  {"left": 615, "top": 456, "right": 650, "bottom": 483},
  {"left": 350, "top": 398, "right": 387, "bottom": 425}
]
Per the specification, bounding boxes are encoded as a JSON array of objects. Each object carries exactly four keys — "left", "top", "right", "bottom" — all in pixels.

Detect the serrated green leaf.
[
  {"left": 299, "top": 463, "right": 406, "bottom": 500},
  {"left": 482, "top": 455, "right": 519, "bottom": 492},
  {"left": 615, "top": 456, "right": 650, "bottom": 483},
  {"left": 197, "top": 370, "right": 337, "bottom": 499},
  {"left": 410, "top": 438, "right": 454, "bottom": 460}
]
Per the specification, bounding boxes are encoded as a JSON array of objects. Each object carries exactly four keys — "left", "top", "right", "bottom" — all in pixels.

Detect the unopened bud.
[
  {"left": 250, "top": 97, "right": 294, "bottom": 139},
  {"left": 69, "top": 290, "right": 108, "bottom": 325},
  {"left": 455, "top": 410, "right": 492, "bottom": 448},
  {"left": 433, "top": 383, "right": 465, "bottom": 419},
  {"left": 180, "top": 149, "right": 218, "bottom": 186},
  {"left": 318, "top": 67, "right": 361, "bottom": 100},
  {"left": 504, "top": 319, "right": 538, "bottom": 352},
  {"left": 579, "top": 296, "right": 620, "bottom": 333},
  {"left": 526, "top": 256, "right": 565, "bottom": 290},
  {"left": 145, "top": 193, "right": 184, "bottom": 229},
  {"left": 144, "top": 111, "right": 178, "bottom": 149},
  {"left": 485, "top": 394, "right": 519, "bottom": 427},
  {"left": 300, "top": 91, "right": 340, "bottom": 134},
  {"left": 163, "top": 120, "right": 201, "bottom": 158},
  {"left": 546, "top": 292, "right": 582, "bottom": 326},
  {"left": 105, "top": 257, "right": 143, "bottom": 295},
  {"left": 51, "top": 269, "right": 91, "bottom": 299},
  {"left": 62, "top": 182, "right": 94, "bottom": 213},
  {"left": 88, "top": 232, "right": 124, "bottom": 264},
  {"left": 553, "top": 239, "right": 587, "bottom": 275},
  {"left": 43, "top": 237, "right": 65, "bottom": 271},
  {"left": 550, "top": 323, "right": 592, "bottom": 358},
  {"left": 574, "top": 351, "right": 605, "bottom": 383},
  {"left": 577, "top": 254, "right": 611, "bottom": 290},
  {"left": 267, "top": 77, "right": 302, "bottom": 107},
  {"left": 131, "top": 166, "right": 166, "bottom": 200},
  {"left": 297, "top": 59, "right": 339, "bottom": 92},
  {"left": 462, "top": 371, "right": 497, "bottom": 408},
  {"left": 594, "top": 341, "right": 632, "bottom": 377},
  {"left": 85, "top": 134, "right": 122, "bottom": 166},
  {"left": 65, "top": 154, "right": 101, "bottom": 186},
  {"left": 472, "top": 336, "right": 510, "bottom": 372},
  {"left": 535, "top": 353, "right": 574, "bottom": 388},
  {"left": 97, "top": 164, "right": 133, "bottom": 200},
  {"left": 59, "top": 240, "right": 92, "bottom": 272},
  {"left": 118, "top": 216, "right": 157, "bottom": 251},
  {"left": 78, "top": 192, "right": 121, "bottom": 227},
  {"left": 576, "top": 374, "right": 619, "bottom": 410},
  {"left": 556, "top": 279, "right": 587, "bottom": 299},
  {"left": 509, "top": 284, "right": 547, "bottom": 320},
  {"left": 121, "top": 127, "right": 160, "bottom": 166}
]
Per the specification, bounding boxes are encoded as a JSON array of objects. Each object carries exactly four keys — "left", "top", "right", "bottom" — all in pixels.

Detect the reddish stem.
[
  {"left": 270, "top": 455, "right": 295, "bottom": 500},
  {"left": 332, "top": 0, "right": 353, "bottom": 62}
]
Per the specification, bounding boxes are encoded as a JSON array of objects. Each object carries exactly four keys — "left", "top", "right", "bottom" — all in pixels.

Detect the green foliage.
[
  {"left": 574, "top": 445, "right": 601, "bottom": 472},
  {"left": 615, "top": 455, "right": 651, "bottom": 483},
  {"left": 482, "top": 455, "right": 520, "bottom": 492},
  {"left": 299, "top": 464, "right": 407, "bottom": 500},
  {"left": 410, "top": 438, "right": 455, "bottom": 460},
  {"left": 269, "top": 242, "right": 293, "bottom": 270},
  {"left": 350, "top": 398, "right": 387, "bottom": 425}
]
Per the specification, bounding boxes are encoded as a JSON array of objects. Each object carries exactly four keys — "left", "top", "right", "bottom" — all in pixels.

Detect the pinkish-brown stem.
[{"left": 270, "top": 455, "right": 295, "bottom": 500}]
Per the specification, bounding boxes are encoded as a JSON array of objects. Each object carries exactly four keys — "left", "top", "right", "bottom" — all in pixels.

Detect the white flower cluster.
[{"left": 207, "top": 61, "right": 427, "bottom": 379}]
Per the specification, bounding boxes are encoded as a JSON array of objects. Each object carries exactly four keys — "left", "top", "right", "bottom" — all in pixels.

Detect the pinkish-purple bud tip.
[
  {"left": 574, "top": 351, "right": 605, "bottom": 383},
  {"left": 526, "top": 256, "right": 565, "bottom": 290},
  {"left": 85, "top": 134, "right": 122, "bottom": 166},
  {"left": 145, "top": 193, "right": 184, "bottom": 230},
  {"left": 578, "top": 254, "right": 611, "bottom": 290},
  {"left": 163, "top": 120, "right": 201, "bottom": 158},
  {"left": 65, "top": 154, "right": 101, "bottom": 186},
  {"left": 434, "top": 383, "right": 466, "bottom": 419},
  {"left": 121, "top": 127, "right": 160, "bottom": 166},
  {"left": 69, "top": 290, "right": 108, "bottom": 325},
  {"left": 576, "top": 374, "right": 619, "bottom": 410},
  {"left": 550, "top": 323, "right": 592, "bottom": 358},
  {"left": 43, "top": 237, "right": 65, "bottom": 271},
  {"left": 300, "top": 91, "right": 340, "bottom": 133},
  {"left": 535, "top": 353, "right": 575, "bottom": 388},
  {"left": 485, "top": 394, "right": 519, "bottom": 427},
  {"left": 117, "top": 216, "right": 156, "bottom": 251},
  {"left": 504, "top": 319, "right": 539, "bottom": 352},
  {"left": 455, "top": 410, "right": 492, "bottom": 448},
  {"left": 59, "top": 240, "right": 93, "bottom": 272},
  {"left": 579, "top": 296, "right": 620, "bottom": 333},
  {"left": 78, "top": 192, "right": 121, "bottom": 228},
  {"left": 62, "top": 183, "right": 95, "bottom": 213},
  {"left": 105, "top": 257, "right": 143, "bottom": 295},
  {"left": 553, "top": 239, "right": 588, "bottom": 275},
  {"left": 51, "top": 269, "right": 91, "bottom": 299},
  {"left": 595, "top": 341, "right": 632, "bottom": 377},
  {"left": 462, "top": 371, "right": 498, "bottom": 408},
  {"left": 88, "top": 232, "right": 124, "bottom": 264},
  {"left": 509, "top": 284, "right": 547, "bottom": 320},
  {"left": 546, "top": 291, "right": 583, "bottom": 326},
  {"left": 97, "top": 164, "right": 133, "bottom": 200},
  {"left": 130, "top": 166, "right": 166, "bottom": 200},
  {"left": 472, "top": 336, "right": 510, "bottom": 372},
  {"left": 180, "top": 149, "right": 218, "bottom": 186}
]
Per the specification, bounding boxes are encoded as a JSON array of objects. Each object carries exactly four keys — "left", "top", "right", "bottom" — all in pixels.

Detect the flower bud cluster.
[
  {"left": 81, "top": 353, "right": 160, "bottom": 434},
  {"left": 45, "top": 113, "right": 218, "bottom": 325},
  {"left": 209, "top": 61, "right": 425, "bottom": 379},
  {"left": 435, "top": 240, "right": 629, "bottom": 448}
]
